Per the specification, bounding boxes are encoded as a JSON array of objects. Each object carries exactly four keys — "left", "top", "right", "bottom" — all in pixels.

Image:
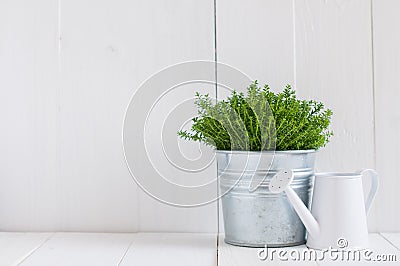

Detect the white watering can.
[{"left": 269, "top": 169, "right": 379, "bottom": 250}]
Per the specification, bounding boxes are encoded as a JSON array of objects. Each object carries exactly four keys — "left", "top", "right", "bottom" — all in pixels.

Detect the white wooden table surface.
[{"left": 0, "top": 232, "right": 399, "bottom": 265}]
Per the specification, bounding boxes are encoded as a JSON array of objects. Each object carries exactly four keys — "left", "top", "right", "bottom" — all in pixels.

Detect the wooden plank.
[
  {"left": 20, "top": 233, "right": 134, "bottom": 266},
  {"left": 372, "top": 0, "right": 400, "bottom": 232},
  {"left": 316, "top": 233, "right": 400, "bottom": 265},
  {"left": 294, "top": 0, "right": 374, "bottom": 173},
  {"left": 119, "top": 233, "right": 217, "bottom": 266},
  {"left": 217, "top": 0, "right": 295, "bottom": 90},
  {"left": 367, "top": 234, "right": 400, "bottom": 264},
  {"left": 57, "top": 0, "right": 139, "bottom": 232},
  {"left": 133, "top": 0, "right": 217, "bottom": 233},
  {"left": 0, "top": 233, "right": 53, "bottom": 266},
  {"left": 59, "top": 0, "right": 217, "bottom": 232},
  {"left": 381, "top": 233, "right": 400, "bottom": 251},
  {"left": 218, "top": 234, "right": 317, "bottom": 266},
  {"left": 0, "top": 0, "right": 60, "bottom": 230}
]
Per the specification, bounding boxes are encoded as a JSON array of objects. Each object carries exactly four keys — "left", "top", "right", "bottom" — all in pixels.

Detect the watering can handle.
[{"left": 358, "top": 169, "right": 379, "bottom": 215}]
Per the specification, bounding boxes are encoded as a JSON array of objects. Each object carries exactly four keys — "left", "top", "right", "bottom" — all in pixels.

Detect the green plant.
[{"left": 178, "top": 81, "right": 333, "bottom": 151}]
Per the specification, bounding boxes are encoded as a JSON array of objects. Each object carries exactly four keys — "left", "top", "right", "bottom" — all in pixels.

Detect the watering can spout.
[
  {"left": 269, "top": 170, "right": 320, "bottom": 239},
  {"left": 284, "top": 185, "right": 320, "bottom": 238}
]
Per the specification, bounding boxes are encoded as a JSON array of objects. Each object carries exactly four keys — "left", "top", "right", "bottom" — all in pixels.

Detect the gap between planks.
[{"left": 15, "top": 233, "right": 56, "bottom": 265}]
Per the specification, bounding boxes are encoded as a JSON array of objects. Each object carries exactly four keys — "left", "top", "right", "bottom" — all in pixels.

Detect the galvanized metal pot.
[{"left": 217, "top": 150, "right": 316, "bottom": 247}]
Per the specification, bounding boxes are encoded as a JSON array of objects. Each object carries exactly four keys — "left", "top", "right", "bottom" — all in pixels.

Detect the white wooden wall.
[{"left": 0, "top": 0, "right": 399, "bottom": 232}]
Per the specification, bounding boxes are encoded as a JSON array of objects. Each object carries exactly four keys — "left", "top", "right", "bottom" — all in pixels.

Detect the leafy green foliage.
[{"left": 178, "top": 81, "right": 333, "bottom": 151}]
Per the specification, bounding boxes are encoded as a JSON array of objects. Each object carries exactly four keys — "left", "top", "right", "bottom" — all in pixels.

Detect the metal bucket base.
[{"left": 224, "top": 238, "right": 306, "bottom": 248}]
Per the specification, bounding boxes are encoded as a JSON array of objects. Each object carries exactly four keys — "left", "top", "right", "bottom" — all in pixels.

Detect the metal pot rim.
[{"left": 215, "top": 149, "right": 316, "bottom": 155}]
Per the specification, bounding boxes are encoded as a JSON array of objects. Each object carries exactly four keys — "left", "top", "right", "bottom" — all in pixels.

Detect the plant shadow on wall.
[{"left": 178, "top": 81, "right": 333, "bottom": 248}]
